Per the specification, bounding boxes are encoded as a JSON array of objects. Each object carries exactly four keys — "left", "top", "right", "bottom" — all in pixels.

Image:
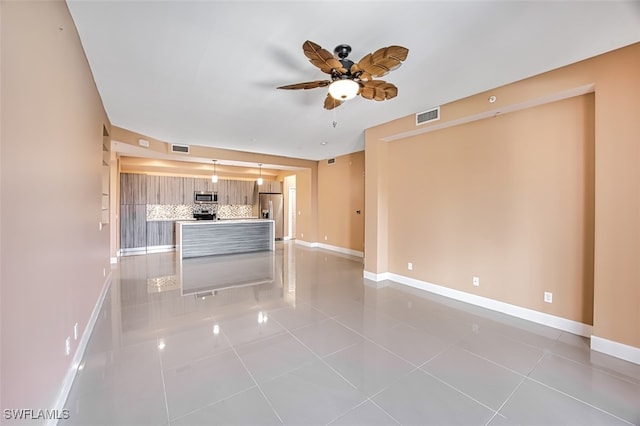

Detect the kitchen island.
[{"left": 176, "top": 219, "right": 274, "bottom": 258}]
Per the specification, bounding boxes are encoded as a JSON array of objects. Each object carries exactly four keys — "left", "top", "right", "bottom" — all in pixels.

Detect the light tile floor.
[{"left": 62, "top": 242, "right": 640, "bottom": 426}]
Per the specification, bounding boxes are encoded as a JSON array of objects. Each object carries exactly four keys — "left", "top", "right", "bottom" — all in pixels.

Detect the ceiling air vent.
[
  {"left": 170, "top": 144, "right": 190, "bottom": 154},
  {"left": 416, "top": 107, "right": 440, "bottom": 125},
  {"left": 327, "top": 158, "right": 336, "bottom": 165}
]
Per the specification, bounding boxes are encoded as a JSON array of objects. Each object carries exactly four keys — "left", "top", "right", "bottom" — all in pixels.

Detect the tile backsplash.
[
  {"left": 147, "top": 204, "right": 194, "bottom": 221},
  {"left": 146, "top": 204, "right": 254, "bottom": 221},
  {"left": 217, "top": 204, "right": 254, "bottom": 219}
]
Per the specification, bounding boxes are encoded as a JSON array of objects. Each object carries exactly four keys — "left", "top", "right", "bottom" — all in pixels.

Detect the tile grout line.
[
  {"left": 525, "top": 376, "right": 636, "bottom": 426},
  {"left": 485, "top": 346, "right": 548, "bottom": 424},
  {"left": 222, "top": 330, "right": 286, "bottom": 425},
  {"left": 168, "top": 384, "right": 258, "bottom": 423},
  {"left": 419, "top": 368, "right": 501, "bottom": 416},
  {"left": 538, "top": 344, "right": 635, "bottom": 426},
  {"left": 156, "top": 337, "right": 172, "bottom": 425},
  {"left": 269, "top": 316, "right": 362, "bottom": 391},
  {"left": 548, "top": 349, "right": 640, "bottom": 387}
]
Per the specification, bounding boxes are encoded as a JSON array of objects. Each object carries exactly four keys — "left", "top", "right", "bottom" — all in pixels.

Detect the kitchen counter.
[{"left": 176, "top": 219, "right": 274, "bottom": 258}]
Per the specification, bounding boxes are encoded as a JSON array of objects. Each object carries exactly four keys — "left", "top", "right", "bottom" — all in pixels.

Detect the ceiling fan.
[{"left": 277, "top": 40, "right": 409, "bottom": 110}]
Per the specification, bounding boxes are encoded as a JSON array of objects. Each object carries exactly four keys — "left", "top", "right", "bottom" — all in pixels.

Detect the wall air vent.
[
  {"left": 416, "top": 107, "right": 440, "bottom": 125},
  {"left": 170, "top": 144, "right": 190, "bottom": 154},
  {"left": 327, "top": 158, "right": 336, "bottom": 165}
]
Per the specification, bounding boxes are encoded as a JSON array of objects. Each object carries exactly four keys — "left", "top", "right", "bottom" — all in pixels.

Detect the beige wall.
[
  {"left": 388, "top": 95, "right": 595, "bottom": 324},
  {"left": 318, "top": 152, "right": 365, "bottom": 252},
  {"left": 365, "top": 43, "right": 640, "bottom": 351},
  {"left": 292, "top": 168, "right": 317, "bottom": 243},
  {"left": 1, "top": 0, "right": 111, "bottom": 416}
]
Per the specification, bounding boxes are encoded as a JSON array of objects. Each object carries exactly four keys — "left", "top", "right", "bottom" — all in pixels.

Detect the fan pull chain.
[{"left": 332, "top": 107, "right": 338, "bottom": 128}]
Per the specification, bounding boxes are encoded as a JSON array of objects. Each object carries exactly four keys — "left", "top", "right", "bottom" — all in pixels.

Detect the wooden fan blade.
[
  {"left": 277, "top": 80, "right": 331, "bottom": 90},
  {"left": 353, "top": 45, "right": 409, "bottom": 79},
  {"left": 359, "top": 80, "right": 398, "bottom": 101},
  {"left": 324, "top": 94, "right": 343, "bottom": 110},
  {"left": 303, "top": 40, "right": 347, "bottom": 75}
]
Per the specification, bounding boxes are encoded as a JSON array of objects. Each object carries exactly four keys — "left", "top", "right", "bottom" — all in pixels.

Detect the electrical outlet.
[
  {"left": 544, "top": 292, "right": 553, "bottom": 303},
  {"left": 65, "top": 337, "right": 71, "bottom": 356},
  {"left": 74, "top": 323, "right": 78, "bottom": 340},
  {"left": 407, "top": 262, "right": 413, "bottom": 270},
  {"left": 472, "top": 276, "right": 480, "bottom": 286},
  {"left": 301, "top": 233, "right": 303, "bottom": 238},
  {"left": 324, "top": 235, "right": 328, "bottom": 241}
]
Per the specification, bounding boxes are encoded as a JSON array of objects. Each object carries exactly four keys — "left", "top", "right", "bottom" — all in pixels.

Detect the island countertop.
[
  {"left": 176, "top": 219, "right": 274, "bottom": 258},
  {"left": 177, "top": 218, "right": 270, "bottom": 225}
]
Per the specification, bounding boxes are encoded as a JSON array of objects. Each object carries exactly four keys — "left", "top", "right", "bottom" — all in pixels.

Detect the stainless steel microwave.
[{"left": 194, "top": 191, "right": 217, "bottom": 204}]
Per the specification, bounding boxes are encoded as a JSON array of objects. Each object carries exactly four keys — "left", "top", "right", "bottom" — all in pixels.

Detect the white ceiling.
[{"left": 67, "top": 1, "right": 640, "bottom": 162}]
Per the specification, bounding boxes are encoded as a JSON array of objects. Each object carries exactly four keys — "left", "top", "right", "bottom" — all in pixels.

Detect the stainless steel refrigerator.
[{"left": 259, "top": 193, "right": 284, "bottom": 240}]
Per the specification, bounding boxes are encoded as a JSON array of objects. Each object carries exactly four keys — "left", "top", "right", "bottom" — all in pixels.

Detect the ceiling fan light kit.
[
  {"left": 277, "top": 40, "right": 409, "bottom": 109},
  {"left": 328, "top": 79, "right": 360, "bottom": 100}
]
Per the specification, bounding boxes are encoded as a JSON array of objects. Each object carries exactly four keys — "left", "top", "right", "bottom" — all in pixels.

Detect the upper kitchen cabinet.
[
  {"left": 146, "top": 175, "right": 160, "bottom": 204},
  {"left": 217, "top": 179, "right": 230, "bottom": 205},
  {"left": 159, "top": 176, "right": 184, "bottom": 205},
  {"left": 193, "top": 178, "right": 211, "bottom": 193},
  {"left": 120, "top": 173, "right": 147, "bottom": 205},
  {"left": 259, "top": 180, "right": 282, "bottom": 194},
  {"left": 239, "top": 180, "right": 256, "bottom": 205},
  {"left": 217, "top": 180, "right": 255, "bottom": 205},
  {"left": 148, "top": 175, "right": 184, "bottom": 205}
]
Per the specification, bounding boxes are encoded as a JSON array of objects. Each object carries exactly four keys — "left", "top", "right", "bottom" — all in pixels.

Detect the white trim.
[
  {"left": 146, "top": 245, "right": 175, "bottom": 254},
  {"left": 363, "top": 270, "right": 390, "bottom": 281},
  {"left": 591, "top": 335, "right": 640, "bottom": 365},
  {"left": 316, "top": 243, "right": 363, "bottom": 258},
  {"left": 295, "top": 239, "right": 319, "bottom": 248},
  {"left": 295, "top": 240, "right": 364, "bottom": 258},
  {"left": 49, "top": 273, "right": 113, "bottom": 426},
  {"left": 367, "top": 271, "right": 592, "bottom": 337},
  {"left": 119, "top": 247, "right": 147, "bottom": 256}
]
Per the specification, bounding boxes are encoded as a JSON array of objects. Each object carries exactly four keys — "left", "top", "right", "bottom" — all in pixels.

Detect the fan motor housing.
[{"left": 334, "top": 44, "right": 351, "bottom": 59}]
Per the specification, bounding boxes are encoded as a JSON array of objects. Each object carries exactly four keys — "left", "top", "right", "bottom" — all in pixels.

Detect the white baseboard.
[
  {"left": 365, "top": 270, "right": 592, "bottom": 338},
  {"left": 591, "top": 335, "right": 640, "bottom": 365},
  {"left": 294, "top": 240, "right": 363, "bottom": 258},
  {"left": 146, "top": 245, "right": 175, "bottom": 254},
  {"left": 49, "top": 272, "right": 114, "bottom": 426},
  {"left": 363, "top": 270, "right": 390, "bottom": 282},
  {"left": 316, "top": 243, "right": 363, "bottom": 258},
  {"left": 295, "top": 239, "right": 319, "bottom": 248}
]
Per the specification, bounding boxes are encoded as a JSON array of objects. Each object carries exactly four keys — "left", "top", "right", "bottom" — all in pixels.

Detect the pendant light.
[
  {"left": 257, "top": 163, "right": 263, "bottom": 186},
  {"left": 211, "top": 160, "right": 218, "bottom": 183}
]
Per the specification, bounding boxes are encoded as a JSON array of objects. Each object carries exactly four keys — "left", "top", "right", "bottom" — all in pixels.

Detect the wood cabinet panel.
[
  {"left": 120, "top": 173, "right": 147, "bottom": 204},
  {"left": 193, "top": 177, "right": 211, "bottom": 192},
  {"left": 217, "top": 179, "right": 230, "bottom": 205},
  {"left": 258, "top": 180, "right": 282, "bottom": 194},
  {"left": 159, "top": 176, "right": 183, "bottom": 204},
  {"left": 217, "top": 180, "right": 256, "bottom": 205},
  {"left": 146, "top": 221, "right": 175, "bottom": 247},
  {"left": 244, "top": 181, "right": 256, "bottom": 204},
  {"left": 183, "top": 178, "right": 195, "bottom": 204},
  {"left": 120, "top": 204, "right": 147, "bottom": 248},
  {"left": 146, "top": 175, "right": 160, "bottom": 204}
]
